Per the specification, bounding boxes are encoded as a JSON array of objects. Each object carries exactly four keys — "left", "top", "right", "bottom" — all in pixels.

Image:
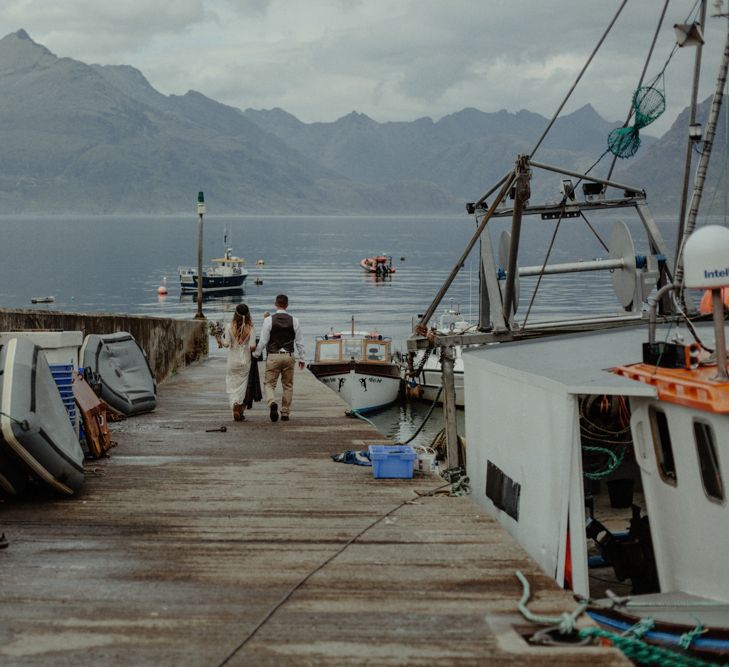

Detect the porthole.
[
  {"left": 648, "top": 407, "right": 677, "bottom": 485},
  {"left": 693, "top": 421, "right": 725, "bottom": 503}
]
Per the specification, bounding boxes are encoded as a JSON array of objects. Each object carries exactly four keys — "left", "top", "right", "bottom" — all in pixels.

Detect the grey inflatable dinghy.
[
  {"left": 80, "top": 332, "right": 157, "bottom": 416},
  {"left": 0, "top": 448, "right": 29, "bottom": 496},
  {"left": 0, "top": 337, "right": 84, "bottom": 495}
]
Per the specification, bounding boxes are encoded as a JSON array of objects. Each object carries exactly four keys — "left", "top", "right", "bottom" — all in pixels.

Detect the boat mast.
[
  {"left": 675, "top": 0, "right": 708, "bottom": 281},
  {"left": 674, "top": 6, "right": 729, "bottom": 293}
]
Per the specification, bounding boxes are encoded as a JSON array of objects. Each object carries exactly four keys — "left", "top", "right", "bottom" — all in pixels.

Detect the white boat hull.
[
  {"left": 414, "top": 345, "right": 465, "bottom": 407},
  {"left": 313, "top": 367, "right": 400, "bottom": 413}
]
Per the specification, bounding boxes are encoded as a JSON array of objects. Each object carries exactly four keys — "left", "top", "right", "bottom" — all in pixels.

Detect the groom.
[{"left": 253, "top": 294, "right": 305, "bottom": 422}]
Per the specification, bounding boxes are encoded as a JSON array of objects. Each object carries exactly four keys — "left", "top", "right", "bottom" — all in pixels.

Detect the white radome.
[{"left": 683, "top": 224, "right": 729, "bottom": 288}]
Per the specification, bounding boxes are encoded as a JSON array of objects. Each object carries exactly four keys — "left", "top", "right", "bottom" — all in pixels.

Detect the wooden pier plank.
[{"left": 0, "top": 358, "right": 628, "bottom": 666}]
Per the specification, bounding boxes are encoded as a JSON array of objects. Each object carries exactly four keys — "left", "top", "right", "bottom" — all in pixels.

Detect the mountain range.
[{"left": 0, "top": 29, "right": 723, "bottom": 215}]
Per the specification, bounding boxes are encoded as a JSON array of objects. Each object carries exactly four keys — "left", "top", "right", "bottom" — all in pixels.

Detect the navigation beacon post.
[{"left": 195, "top": 191, "right": 206, "bottom": 320}]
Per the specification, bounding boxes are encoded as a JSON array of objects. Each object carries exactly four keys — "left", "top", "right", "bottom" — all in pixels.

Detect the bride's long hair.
[{"left": 230, "top": 303, "right": 253, "bottom": 344}]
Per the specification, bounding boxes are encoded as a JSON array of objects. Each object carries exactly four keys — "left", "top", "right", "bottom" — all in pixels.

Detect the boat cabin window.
[
  {"left": 649, "top": 407, "right": 677, "bottom": 485},
  {"left": 693, "top": 420, "right": 725, "bottom": 504},
  {"left": 342, "top": 339, "right": 363, "bottom": 361},
  {"left": 316, "top": 340, "right": 342, "bottom": 362},
  {"left": 366, "top": 342, "right": 388, "bottom": 362}
]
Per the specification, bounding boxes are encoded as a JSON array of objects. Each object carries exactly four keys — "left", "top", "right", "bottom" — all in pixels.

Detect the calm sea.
[{"left": 0, "top": 213, "right": 677, "bottom": 446}]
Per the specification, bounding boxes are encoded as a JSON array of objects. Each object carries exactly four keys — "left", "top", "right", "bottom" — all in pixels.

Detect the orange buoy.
[{"left": 699, "top": 287, "right": 729, "bottom": 313}]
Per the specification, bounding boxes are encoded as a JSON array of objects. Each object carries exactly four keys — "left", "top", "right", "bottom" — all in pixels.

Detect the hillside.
[{"left": 0, "top": 29, "right": 682, "bottom": 215}]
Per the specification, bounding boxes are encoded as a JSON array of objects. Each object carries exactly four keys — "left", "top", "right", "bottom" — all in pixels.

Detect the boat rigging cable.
[
  {"left": 520, "top": 2, "right": 699, "bottom": 328},
  {"left": 606, "top": 0, "right": 671, "bottom": 180},
  {"left": 529, "top": 0, "right": 628, "bottom": 160}
]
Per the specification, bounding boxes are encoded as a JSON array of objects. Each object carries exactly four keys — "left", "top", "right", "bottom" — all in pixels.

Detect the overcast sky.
[{"left": 6, "top": 0, "right": 728, "bottom": 135}]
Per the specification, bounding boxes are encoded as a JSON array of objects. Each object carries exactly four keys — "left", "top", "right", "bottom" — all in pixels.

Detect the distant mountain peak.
[
  {"left": 0, "top": 29, "right": 57, "bottom": 71},
  {"left": 336, "top": 110, "right": 376, "bottom": 127}
]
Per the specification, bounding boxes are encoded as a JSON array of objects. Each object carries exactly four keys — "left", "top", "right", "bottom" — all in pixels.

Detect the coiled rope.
[{"left": 515, "top": 570, "right": 719, "bottom": 666}]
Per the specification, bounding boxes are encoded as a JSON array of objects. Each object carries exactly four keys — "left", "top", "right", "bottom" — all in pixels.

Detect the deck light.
[
  {"left": 561, "top": 179, "right": 575, "bottom": 201},
  {"left": 582, "top": 182, "right": 605, "bottom": 201},
  {"left": 689, "top": 123, "right": 703, "bottom": 141}
]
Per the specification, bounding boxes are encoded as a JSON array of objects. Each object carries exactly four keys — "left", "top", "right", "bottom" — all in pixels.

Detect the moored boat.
[
  {"left": 309, "top": 329, "right": 401, "bottom": 413},
  {"left": 179, "top": 233, "right": 248, "bottom": 293},
  {"left": 407, "top": 307, "right": 473, "bottom": 407},
  {"left": 0, "top": 337, "right": 84, "bottom": 495},
  {"left": 406, "top": 2, "right": 729, "bottom": 659}
]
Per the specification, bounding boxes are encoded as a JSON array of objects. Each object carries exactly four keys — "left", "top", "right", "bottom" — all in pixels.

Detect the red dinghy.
[{"left": 360, "top": 255, "right": 395, "bottom": 275}]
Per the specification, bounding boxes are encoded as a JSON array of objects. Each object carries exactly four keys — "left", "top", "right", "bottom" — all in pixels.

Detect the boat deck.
[{"left": 0, "top": 357, "right": 628, "bottom": 666}]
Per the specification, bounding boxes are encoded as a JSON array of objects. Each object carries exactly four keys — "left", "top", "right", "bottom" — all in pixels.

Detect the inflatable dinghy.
[
  {"left": 0, "top": 337, "right": 84, "bottom": 495},
  {"left": 0, "top": 448, "right": 29, "bottom": 496},
  {"left": 81, "top": 332, "right": 157, "bottom": 416}
]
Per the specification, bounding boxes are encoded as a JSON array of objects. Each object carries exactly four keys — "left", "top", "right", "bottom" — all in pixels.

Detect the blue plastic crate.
[
  {"left": 369, "top": 445, "right": 416, "bottom": 479},
  {"left": 49, "top": 363, "right": 76, "bottom": 429}
]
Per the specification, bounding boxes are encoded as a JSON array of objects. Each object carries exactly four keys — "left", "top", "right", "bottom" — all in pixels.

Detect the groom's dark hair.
[{"left": 275, "top": 294, "right": 288, "bottom": 308}]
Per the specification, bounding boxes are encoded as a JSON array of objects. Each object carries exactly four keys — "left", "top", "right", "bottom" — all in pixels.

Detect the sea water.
[{"left": 0, "top": 212, "right": 676, "bottom": 446}]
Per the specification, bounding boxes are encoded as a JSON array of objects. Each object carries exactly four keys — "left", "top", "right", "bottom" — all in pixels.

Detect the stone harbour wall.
[{"left": 0, "top": 308, "right": 208, "bottom": 383}]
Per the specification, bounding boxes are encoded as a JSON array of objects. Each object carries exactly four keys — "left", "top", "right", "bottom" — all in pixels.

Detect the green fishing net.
[
  {"left": 632, "top": 85, "right": 666, "bottom": 129},
  {"left": 608, "top": 126, "right": 642, "bottom": 159},
  {"left": 607, "top": 79, "right": 665, "bottom": 158}
]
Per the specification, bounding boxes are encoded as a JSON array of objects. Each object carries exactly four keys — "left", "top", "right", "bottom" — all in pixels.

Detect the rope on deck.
[{"left": 216, "top": 478, "right": 451, "bottom": 666}]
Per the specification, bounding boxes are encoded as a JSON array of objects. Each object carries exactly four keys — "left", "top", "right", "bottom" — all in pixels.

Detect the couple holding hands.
[{"left": 216, "top": 294, "right": 305, "bottom": 423}]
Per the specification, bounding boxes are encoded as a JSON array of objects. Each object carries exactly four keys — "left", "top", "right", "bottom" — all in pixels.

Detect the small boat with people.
[
  {"left": 360, "top": 255, "right": 395, "bottom": 276},
  {"left": 179, "top": 230, "right": 248, "bottom": 293},
  {"left": 309, "top": 321, "right": 401, "bottom": 413}
]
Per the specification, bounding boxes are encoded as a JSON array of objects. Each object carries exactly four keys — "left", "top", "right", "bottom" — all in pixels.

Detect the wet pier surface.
[{"left": 0, "top": 358, "right": 627, "bottom": 666}]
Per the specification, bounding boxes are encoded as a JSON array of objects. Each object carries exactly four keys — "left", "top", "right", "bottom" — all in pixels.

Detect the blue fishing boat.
[{"left": 178, "top": 231, "right": 248, "bottom": 293}]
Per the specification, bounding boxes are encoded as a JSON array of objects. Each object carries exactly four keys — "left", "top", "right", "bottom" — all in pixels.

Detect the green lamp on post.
[{"left": 194, "top": 191, "right": 206, "bottom": 320}]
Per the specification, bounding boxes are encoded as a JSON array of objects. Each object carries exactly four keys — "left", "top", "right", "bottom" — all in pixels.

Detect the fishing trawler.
[
  {"left": 178, "top": 230, "right": 248, "bottom": 293},
  {"left": 309, "top": 322, "right": 401, "bottom": 413},
  {"left": 407, "top": 2, "right": 729, "bottom": 660}
]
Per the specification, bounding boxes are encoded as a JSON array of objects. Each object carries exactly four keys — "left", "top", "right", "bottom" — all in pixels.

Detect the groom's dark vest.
[{"left": 267, "top": 312, "right": 295, "bottom": 354}]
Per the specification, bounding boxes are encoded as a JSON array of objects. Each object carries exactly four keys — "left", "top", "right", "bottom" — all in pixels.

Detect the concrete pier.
[{"left": 0, "top": 358, "right": 627, "bottom": 666}]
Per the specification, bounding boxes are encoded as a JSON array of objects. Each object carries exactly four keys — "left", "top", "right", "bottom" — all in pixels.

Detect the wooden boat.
[
  {"left": 309, "top": 328, "right": 401, "bottom": 413},
  {"left": 81, "top": 332, "right": 157, "bottom": 416},
  {"left": 0, "top": 337, "right": 84, "bottom": 495},
  {"left": 360, "top": 255, "right": 395, "bottom": 276}
]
